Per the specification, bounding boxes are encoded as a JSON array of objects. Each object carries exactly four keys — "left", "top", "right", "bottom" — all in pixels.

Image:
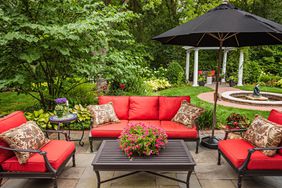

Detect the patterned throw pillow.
[
  {"left": 87, "top": 102, "right": 120, "bottom": 127},
  {"left": 0, "top": 121, "right": 49, "bottom": 164},
  {"left": 172, "top": 100, "right": 204, "bottom": 128},
  {"left": 243, "top": 115, "right": 282, "bottom": 156}
]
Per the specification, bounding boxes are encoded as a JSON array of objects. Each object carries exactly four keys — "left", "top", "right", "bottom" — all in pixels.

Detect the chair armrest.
[
  {"left": 0, "top": 145, "right": 56, "bottom": 173},
  {"left": 224, "top": 128, "right": 247, "bottom": 140},
  {"left": 43, "top": 130, "right": 69, "bottom": 141},
  {"left": 239, "top": 146, "right": 282, "bottom": 172}
]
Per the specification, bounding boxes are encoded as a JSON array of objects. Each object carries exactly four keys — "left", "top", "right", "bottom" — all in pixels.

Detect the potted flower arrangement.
[
  {"left": 198, "top": 75, "right": 206, "bottom": 86},
  {"left": 54, "top": 98, "right": 69, "bottom": 118},
  {"left": 119, "top": 122, "right": 168, "bottom": 158},
  {"left": 226, "top": 113, "right": 249, "bottom": 130},
  {"left": 206, "top": 71, "right": 213, "bottom": 85}
]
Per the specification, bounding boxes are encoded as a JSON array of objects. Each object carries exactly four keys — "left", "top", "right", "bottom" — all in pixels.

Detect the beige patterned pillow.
[
  {"left": 172, "top": 100, "right": 204, "bottom": 128},
  {"left": 243, "top": 115, "right": 282, "bottom": 156},
  {"left": 0, "top": 121, "right": 49, "bottom": 164},
  {"left": 87, "top": 102, "right": 120, "bottom": 127}
]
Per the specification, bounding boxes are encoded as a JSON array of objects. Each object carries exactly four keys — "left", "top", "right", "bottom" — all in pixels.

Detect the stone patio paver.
[{"left": 2, "top": 130, "right": 282, "bottom": 188}]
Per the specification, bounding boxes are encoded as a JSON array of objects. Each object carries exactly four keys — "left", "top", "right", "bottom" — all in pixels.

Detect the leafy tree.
[{"left": 0, "top": 0, "right": 137, "bottom": 109}]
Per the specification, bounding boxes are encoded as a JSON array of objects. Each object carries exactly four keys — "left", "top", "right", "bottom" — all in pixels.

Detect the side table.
[{"left": 49, "top": 113, "right": 84, "bottom": 146}]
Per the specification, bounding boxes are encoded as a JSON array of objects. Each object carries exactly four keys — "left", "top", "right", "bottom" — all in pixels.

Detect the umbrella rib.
[
  {"left": 207, "top": 33, "right": 220, "bottom": 41},
  {"left": 267, "top": 32, "right": 282, "bottom": 43},
  {"left": 223, "top": 33, "right": 238, "bottom": 40},
  {"left": 165, "top": 36, "right": 177, "bottom": 43},
  {"left": 234, "top": 34, "right": 240, "bottom": 46},
  {"left": 197, "top": 33, "right": 206, "bottom": 46}
]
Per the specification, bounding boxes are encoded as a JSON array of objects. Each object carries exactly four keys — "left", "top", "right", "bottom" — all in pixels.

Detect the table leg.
[
  {"left": 78, "top": 122, "right": 84, "bottom": 146},
  {"left": 57, "top": 123, "right": 61, "bottom": 140},
  {"left": 186, "top": 171, "right": 193, "bottom": 188},
  {"left": 95, "top": 171, "right": 101, "bottom": 188}
]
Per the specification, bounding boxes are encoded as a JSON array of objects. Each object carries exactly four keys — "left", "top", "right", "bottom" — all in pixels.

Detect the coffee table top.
[{"left": 92, "top": 140, "right": 196, "bottom": 171}]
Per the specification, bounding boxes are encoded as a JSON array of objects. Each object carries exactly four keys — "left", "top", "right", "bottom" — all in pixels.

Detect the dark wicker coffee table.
[{"left": 92, "top": 140, "right": 196, "bottom": 188}]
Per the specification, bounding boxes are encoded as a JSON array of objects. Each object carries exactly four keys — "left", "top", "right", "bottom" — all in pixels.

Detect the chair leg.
[
  {"left": 89, "top": 138, "right": 93, "bottom": 153},
  {"left": 195, "top": 139, "right": 199, "bottom": 154},
  {"left": 72, "top": 153, "right": 76, "bottom": 167},
  {"left": 217, "top": 151, "right": 221, "bottom": 165},
  {"left": 0, "top": 177, "right": 3, "bottom": 186},
  {"left": 237, "top": 175, "right": 243, "bottom": 188}
]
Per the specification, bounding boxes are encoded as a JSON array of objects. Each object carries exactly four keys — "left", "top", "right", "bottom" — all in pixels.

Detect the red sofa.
[
  {"left": 218, "top": 109, "right": 282, "bottom": 188},
  {"left": 0, "top": 111, "right": 76, "bottom": 188},
  {"left": 89, "top": 96, "right": 200, "bottom": 153}
]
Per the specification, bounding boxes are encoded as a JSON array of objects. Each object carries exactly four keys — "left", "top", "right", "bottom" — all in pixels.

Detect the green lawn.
[
  {"left": 0, "top": 92, "right": 38, "bottom": 115},
  {"left": 155, "top": 86, "right": 269, "bottom": 127},
  {"left": 236, "top": 85, "right": 282, "bottom": 94}
]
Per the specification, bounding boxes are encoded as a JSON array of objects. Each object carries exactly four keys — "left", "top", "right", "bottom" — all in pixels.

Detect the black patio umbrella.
[{"left": 153, "top": 1, "right": 282, "bottom": 149}]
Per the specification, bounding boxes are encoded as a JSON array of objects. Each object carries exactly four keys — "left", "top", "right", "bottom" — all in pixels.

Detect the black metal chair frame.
[
  {"left": 88, "top": 118, "right": 200, "bottom": 154},
  {"left": 217, "top": 129, "right": 282, "bottom": 188},
  {"left": 0, "top": 130, "right": 76, "bottom": 188}
]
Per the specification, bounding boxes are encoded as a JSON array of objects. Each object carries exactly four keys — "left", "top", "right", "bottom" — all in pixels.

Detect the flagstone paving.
[{"left": 1, "top": 131, "right": 282, "bottom": 188}]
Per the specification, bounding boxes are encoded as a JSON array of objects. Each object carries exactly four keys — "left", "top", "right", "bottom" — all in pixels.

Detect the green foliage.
[
  {"left": 244, "top": 61, "right": 261, "bottom": 84},
  {"left": 0, "top": 1, "right": 138, "bottom": 110},
  {"left": 166, "top": 61, "right": 184, "bottom": 85},
  {"left": 226, "top": 113, "right": 249, "bottom": 129},
  {"left": 66, "top": 83, "right": 97, "bottom": 105},
  {"left": 144, "top": 78, "right": 171, "bottom": 91},
  {"left": 69, "top": 104, "right": 91, "bottom": 130},
  {"left": 25, "top": 109, "right": 54, "bottom": 129},
  {"left": 259, "top": 73, "right": 281, "bottom": 86},
  {"left": 275, "top": 79, "right": 282, "bottom": 88},
  {"left": 196, "top": 110, "right": 214, "bottom": 130}
]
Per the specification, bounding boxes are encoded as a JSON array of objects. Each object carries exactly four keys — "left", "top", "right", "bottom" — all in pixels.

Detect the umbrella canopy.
[
  {"left": 153, "top": 3, "right": 282, "bottom": 47},
  {"left": 153, "top": 2, "right": 282, "bottom": 149}
]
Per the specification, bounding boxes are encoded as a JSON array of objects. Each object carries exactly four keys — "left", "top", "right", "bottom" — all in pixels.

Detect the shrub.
[
  {"left": 244, "top": 61, "right": 261, "bottom": 84},
  {"left": 259, "top": 73, "right": 281, "bottom": 86},
  {"left": 25, "top": 109, "right": 54, "bottom": 129},
  {"left": 226, "top": 113, "right": 249, "bottom": 129},
  {"left": 275, "top": 79, "right": 282, "bottom": 88},
  {"left": 166, "top": 61, "right": 184, "bottom": 85},
  {"left": 195, "top": 110, "right": 214, "bottom": 130},
  {"left": 66, "top": 83, "right": 97, "bottom": 105},
  {"left": 144, "top": 78, "right": 171, "bottom": 91}
]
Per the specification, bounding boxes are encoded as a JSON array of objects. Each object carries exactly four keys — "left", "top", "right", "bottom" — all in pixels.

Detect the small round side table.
[{"left": 49, "top": 113, "right": 84, "bottom": 146}]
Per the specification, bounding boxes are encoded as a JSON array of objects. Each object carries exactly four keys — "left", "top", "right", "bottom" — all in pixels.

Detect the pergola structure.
[{"left": 183, "top": 46, "right": 244, "bottom": 87}]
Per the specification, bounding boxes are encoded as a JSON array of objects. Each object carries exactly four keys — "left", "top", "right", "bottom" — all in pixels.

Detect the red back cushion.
[
  {"left": 98, "top": 96, "right": 129, "bottom": 120},
  {"left": 129, "top": 96, "right": 159, "bottom": 120},
  {"left": 268, "top": 109, "right": 282, "bottom": 155},
  {"left": 0, "top": 111, "right": 27, "bottom": 163},
  {"left": 159, "top": 96, "right": 191, "bottom": 120}
]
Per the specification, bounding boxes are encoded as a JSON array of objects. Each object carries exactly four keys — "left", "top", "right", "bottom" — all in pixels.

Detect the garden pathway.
[
  {"left": 2, "top": 131, "right": 282, "bottom": 188},
  {"left": 197, "top": 84, "right": 282, "bottom": 111}
]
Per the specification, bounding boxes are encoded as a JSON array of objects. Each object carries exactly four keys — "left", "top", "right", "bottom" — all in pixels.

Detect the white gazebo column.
[
  {"left": 185, "top": 50, "right": 190, "bottom": 83},
  {"left": 221, "top": 49, "right": 228, "bottom": 83},
  {"left": 192, "top": 48, "right": 199, "bottom": 87},
  {"left": 237, "top": 50, "right": 244, "bottom": 86}
]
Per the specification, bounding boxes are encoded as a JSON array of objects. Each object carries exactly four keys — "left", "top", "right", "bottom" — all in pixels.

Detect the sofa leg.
[
  {"left": 53, "top": 178, "right": 58, "bottom": 188},
  {"left": 0, "top": 177, "right": 3, "bottom": 186},
  {"left": 89, "top": 139, "right": 93, "bottom": 153},
  {"left": 72, "top": 153, "right": 76, "bottom": 167},
  {"left": 195, "top": 139, "right": 199, "bottom": 154},
  {"left": 217, "top": 151, "right": 221, "bottom": 165},
  {"left": 237, "top": 175, "right": 243, "bottom": 188}
]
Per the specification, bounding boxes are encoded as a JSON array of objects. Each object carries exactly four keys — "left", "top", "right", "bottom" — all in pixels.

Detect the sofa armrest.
[
  {"left": 224, "top": 128, "right": 247, "bottom": 140},
  {"left": 0, "top": 145, "right": 56, "bottom": 173},
  {"left": 239, "top": 146, "right": 282, "bottom": 172},
  {"left": 43, "top": 130, "right": 69, "bottom": 141}
]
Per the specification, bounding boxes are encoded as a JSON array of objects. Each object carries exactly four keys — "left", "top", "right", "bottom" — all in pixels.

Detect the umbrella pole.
[{"left": 201, "top": 40, "right": 223, "bottom": 149}]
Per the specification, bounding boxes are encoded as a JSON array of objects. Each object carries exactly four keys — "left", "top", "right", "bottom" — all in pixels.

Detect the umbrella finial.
[{"left": 222, "top": 0, "right": 229, "bottom": 4}]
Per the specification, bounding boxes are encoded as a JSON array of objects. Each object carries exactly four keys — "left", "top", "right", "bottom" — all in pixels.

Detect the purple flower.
[{"left": 55, "top": 98, "right": 67, "bottom": 104}]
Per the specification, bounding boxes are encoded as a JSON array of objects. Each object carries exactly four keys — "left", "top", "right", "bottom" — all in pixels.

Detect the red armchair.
[
  {"left": 0, "top": 111, "right": 76, "bottom": 188},
  {"left": 217, "top": 109, "right": 282, "bottom": 188}
]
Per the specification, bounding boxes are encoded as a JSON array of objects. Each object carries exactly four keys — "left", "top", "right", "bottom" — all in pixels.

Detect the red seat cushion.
[
  {"left": 99, "top": 96, "right": 129, "bottom": 120},
  {"left": 129, "top": 96, "right": 159, "bottom": 120},
  {"left": 0, "top": 111, "right": 27, "bottom": 163},
  {"left": 91, "top": 120, "right": 128, "bottom": 138},
  {"left": 129, "top": 120, "right": 161, "bottom": 127},
  {"left": 159, "top": 96, "right": 191, "bottom": 120},
  {"left": 267, "top": 109, "right": 282, "bottom": 155},
  {"left": 160, "top": 121, "right": 198, "bottom": 139},
  {"left": 1, "top": 140, "right": 75, "bottom": 172},
  {"left": 219, "top": 139, "right": 282, "bottom": 170}
]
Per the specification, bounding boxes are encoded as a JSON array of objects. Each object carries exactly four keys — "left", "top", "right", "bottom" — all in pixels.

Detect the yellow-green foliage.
[{"left": 144, "top": 78, "right": 171, "bottom": 91}]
